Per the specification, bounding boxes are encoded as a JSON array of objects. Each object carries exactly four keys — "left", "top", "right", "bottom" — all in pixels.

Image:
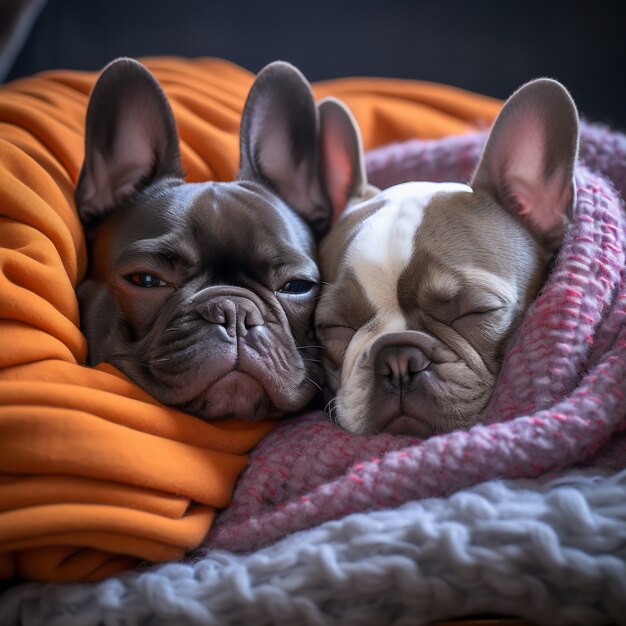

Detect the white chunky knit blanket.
[
  {"left": 1, "top": 121, "right": 625, "bottom": 625},
  {"left": 1, "top": 470, "right": 625, "bottom": 625}
]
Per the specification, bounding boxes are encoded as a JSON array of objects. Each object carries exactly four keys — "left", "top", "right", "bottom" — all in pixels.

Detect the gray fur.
[{"left": 76, "top": 58, "right": 334, "bottom": 421}]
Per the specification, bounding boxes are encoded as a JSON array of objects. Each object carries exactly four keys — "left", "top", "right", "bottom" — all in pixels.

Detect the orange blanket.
[{"left": 0, "top": 57, "right": 501, "bottom": 583}]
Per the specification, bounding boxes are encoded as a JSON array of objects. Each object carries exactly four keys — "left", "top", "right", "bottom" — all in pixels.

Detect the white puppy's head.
[{"left": 315, "top": 79, "right": 579, "bottom": 436}]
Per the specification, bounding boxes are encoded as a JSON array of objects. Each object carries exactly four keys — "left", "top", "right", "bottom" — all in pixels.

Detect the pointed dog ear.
[
  {"left": 471, "top": 78, "right": 579, "bottom": 252},
  {"left": 318, "top": 97, "right": 368, "bottom": 221},
  {"left": 238, "top": 61, "right": 331, "bottom": 237},
  {"left": 75, "top": 58, "right": 183, "bottom": 230}
]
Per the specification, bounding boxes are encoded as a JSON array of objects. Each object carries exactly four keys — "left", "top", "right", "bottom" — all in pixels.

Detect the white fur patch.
[{"left": 347, "top": 182, "right": 472, "bottom": 319}]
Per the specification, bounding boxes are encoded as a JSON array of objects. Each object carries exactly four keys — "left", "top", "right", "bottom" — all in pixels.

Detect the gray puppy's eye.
[
  {"left": 278, "top": 279, "right": 316, "bottom": 295},
  {"left": 126, "top": 273, "right": 169, "bottom": 288}
]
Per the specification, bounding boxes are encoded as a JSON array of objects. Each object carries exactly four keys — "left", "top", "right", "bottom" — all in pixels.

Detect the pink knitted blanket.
[{"left": 205, "top": 122, "right": 626, "bottom": 554}]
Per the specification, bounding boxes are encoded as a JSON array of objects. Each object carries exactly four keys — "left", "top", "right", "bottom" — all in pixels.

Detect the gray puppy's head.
[
  {"left": 315, "top": 79, "right": 579, "bottom": 436},
  {"left": 75, "top": 58, "right": 339, "bottom": 421}
]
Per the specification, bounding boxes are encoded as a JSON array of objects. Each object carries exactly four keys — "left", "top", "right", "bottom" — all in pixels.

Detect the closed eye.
[{"left": 452, "top": 307, "right": 504, "bottom": 324}]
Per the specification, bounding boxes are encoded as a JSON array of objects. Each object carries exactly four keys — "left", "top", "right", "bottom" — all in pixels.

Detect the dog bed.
[{"left": 1, "top": 58, "right": 625, "bottom": 625}]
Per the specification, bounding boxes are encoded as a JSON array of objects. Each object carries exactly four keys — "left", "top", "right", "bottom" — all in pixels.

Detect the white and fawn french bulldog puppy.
[
  {"left": 75, "top": 58, "right": 351, "bottom": 422},
  {"left": 315, "top": 79, "right": 579, "bottom": 437}
]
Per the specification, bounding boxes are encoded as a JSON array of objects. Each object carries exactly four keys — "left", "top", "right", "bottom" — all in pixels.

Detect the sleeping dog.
[
  {"left": 315, "top": 79, "right": 579, "bottom": 436},
  {"left": 75, "top": 58, "right": 344, "bottom": 422}
]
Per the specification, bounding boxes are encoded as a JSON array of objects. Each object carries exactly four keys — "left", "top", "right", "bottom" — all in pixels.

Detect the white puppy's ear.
[
  {"left": 471, "top": 78, "right": 579, "bottom": 251},
  {"left": 75, "top": 58, "right": 183, "bottom": 230},
  {"left": 239, "top": 61, "right": 331, "bottom": 237},
  {"left": 318, "top": 98, "right": 367, "bottom": 217}
]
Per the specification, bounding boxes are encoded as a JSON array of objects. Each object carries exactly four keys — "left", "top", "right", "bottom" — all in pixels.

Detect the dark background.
[{"left": 6, "top": 0, "right": 626, "bottom": 130}]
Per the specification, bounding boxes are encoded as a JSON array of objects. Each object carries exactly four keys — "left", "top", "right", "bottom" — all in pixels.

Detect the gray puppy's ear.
[
  {"left": 318, "top": 97, "right": 368, "bottom": 216},
  {"left": 75, "top": 57, "right": 183, "bottom": 230},
  {"left": 471, "top": 78, "right": 579, "bottom": 252},
  {"left": 238, "top": 61, "right": 331, "bottom": 237}
]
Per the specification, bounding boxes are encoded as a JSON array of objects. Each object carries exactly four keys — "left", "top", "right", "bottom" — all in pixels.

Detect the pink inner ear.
[
  {"left": 321, "top": 117, "right": 354, "bottom": 215},
  {"left": 80, "top": 104, "right": 163, "bottom": 219},
  {"left": 511, "top": 171, "right": 573, "bottom": 233},
  {"left": 251, "top": 110, "right": 289, "bottom": 178},
  {"left": 323, "top": 133, "right": 352, "bottom": 214},
  {"left": 251, "top": 114, "right": 314, "bottom": 212},
  {"left": 251, "top": 103, "right": 310, "bottom": 184},
  {"left": 485, "top": 112, "right": 573, "bottom": 240},
  {"left": 89, "top": 139, "right": 154, "bottom": 211}
]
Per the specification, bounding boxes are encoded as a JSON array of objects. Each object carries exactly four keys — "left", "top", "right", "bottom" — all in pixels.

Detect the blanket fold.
[{"left": 0, "top": 57, "right": 501, "bottom": 582}]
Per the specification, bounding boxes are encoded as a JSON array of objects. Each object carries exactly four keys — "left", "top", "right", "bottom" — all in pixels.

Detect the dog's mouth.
[
  {"left": 373, "top": 393, "right": 450, "bottom": 438},
  {"left": 180, "top": 371, "right": 280, "bottom": 421},
  {"left": 153, "top": 354, "right": 310, "bottom": 421},
  {"left": 382, "top": 414, "right": 431, "bottom": 437},
  {"left": 129, "top": 332, "right": 321, "bottom": 421},
  {"left": 363, "top": 370, "right": 494, "bottom": 437}
]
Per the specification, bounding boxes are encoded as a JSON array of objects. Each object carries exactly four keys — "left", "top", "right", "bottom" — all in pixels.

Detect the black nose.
[
  {"left": 199, "top": 297, "right": 264, "bottom": 337},
  {"left": 374, "top": 345, "right": 431, "bottom": 393}
]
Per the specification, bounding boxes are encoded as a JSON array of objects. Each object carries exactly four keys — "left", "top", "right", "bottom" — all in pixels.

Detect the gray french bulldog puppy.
[
  {"left": 75, "top": 58, "right": 340, "bottom": 422},
  {"left": 314, "top": 79, "right": 579, "bottom": 437}
]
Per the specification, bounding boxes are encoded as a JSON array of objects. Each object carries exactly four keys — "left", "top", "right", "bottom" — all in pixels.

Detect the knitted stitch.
[
  {"left": 2, "top": 469, "right": 625, "bottom": 625},
  {"left": 206, "top": 122, "right": 626, "bottom": 554}
]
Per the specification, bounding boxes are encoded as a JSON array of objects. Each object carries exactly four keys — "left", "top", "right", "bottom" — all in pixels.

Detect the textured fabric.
[
  {"left": 206, "top": 122, "right": 626, "bottom": 554},
  {"left": 0, "top": 57, "right": 502, "bottom": 582},
  {"left": 1, "top": 468, "right": 625, "bottom": 625}
]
